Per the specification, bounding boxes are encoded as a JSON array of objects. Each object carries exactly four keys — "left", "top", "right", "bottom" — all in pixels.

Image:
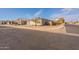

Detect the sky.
[{"left": 0, "top": 8, "right": 79, "bottom": 21}]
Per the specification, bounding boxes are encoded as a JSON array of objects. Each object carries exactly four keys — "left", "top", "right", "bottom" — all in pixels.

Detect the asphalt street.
[{"left": 0, "top": 25, "right": 79, "bottom": 50}]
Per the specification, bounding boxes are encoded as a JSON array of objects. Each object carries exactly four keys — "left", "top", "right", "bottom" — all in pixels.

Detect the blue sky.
[
  {"left": 0, "top": 8, "right": 79, "bottom": 21},
  {"left": 0, "top": 8, "right": 62, "bottom": 19}
]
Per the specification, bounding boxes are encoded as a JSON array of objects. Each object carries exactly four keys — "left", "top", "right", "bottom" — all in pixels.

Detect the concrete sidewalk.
[{"left": 0, "top": 24, "right": 66, "bottom": 33}]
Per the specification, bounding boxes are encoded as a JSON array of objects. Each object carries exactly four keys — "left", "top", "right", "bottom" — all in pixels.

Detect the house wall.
[
  {"left": 27, "top": 19, "right": 43, "bottom": 26},
  {"left": 29, "top": 21, "right": 35, "bottom": 25},
  {"left": 16, "top": 18, "right": 27, "bottom": 25}
]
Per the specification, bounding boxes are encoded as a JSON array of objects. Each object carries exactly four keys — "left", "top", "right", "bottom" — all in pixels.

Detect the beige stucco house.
[
  {"left": 15, "top": 18, "right": 27, "bottom": 25},
  {"left": 27, "top": 17, "right": 49, "bottom": 26}
]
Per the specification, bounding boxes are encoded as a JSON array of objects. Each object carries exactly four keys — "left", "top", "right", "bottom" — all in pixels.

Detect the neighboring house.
[
  {"left": 27, "top": 20, "right": 35, "bottom": 26},
  {"left": 0, "top": 20, "right": 16, "bottom": 25},
  {"left": 52, "top": 18, "right": 65, "bottom": 25},
  {"left": 48, "top": 18, "right": 65, "bottom": 26},
  {"left": 65, "top": 21, "right": 79, "bottom": 24},
  {"left": 75, "top": 22, "right": 79, "bottom": 24},
  {"left": 27, "top": 17, "right": 49, "bottom": 26},
  {"left": 2, "top": 20, "right": 11, "bottom": 25},
  {"left": 1, "top": 21, "right": 7, "bottom": 24},
  {"left": 0, "top": 17, "right": 65, "bottom": 26},
  {"left": 48, "top": 20, "right": 53, "bottom": 26},
  {"left": 0, "top": 21, "right": 3, "bottom": 24},
  {"left": 6, "top": 21, "right": 16, "bottom": 25},
  {"left": 15, "top": 18, "right": 27, "bottom": 25},
  {"left": 54, "top": 18, "right": 64, "bottom": 23}
]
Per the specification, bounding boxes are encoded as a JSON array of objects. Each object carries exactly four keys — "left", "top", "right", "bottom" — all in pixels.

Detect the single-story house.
[
  {"left": 15, "top": 18, "right": 27, "bottom": 25},
  {"left": 27, "top": 17, "right": 49, "bottom": 26}
]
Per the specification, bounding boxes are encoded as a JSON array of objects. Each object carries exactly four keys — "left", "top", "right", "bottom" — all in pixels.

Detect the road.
[
  {"left": 65, "top": 24, "right": 79, "bottom": 34},
  {"left": 0, "top": 25, "right": 79, "bottom": 50}
]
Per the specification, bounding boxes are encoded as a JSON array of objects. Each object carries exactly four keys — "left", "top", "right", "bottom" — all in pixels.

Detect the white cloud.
[
  {"left": 33, "top": 9, "right": 42, "bottom": 17},
  {"left": 25, "top": 9, "right": 43, "bottom": 19},
  {"left": 61, "top": 8, "right": 73, "bottom": 14},
  {"left": 50, "top": 8, "right": 73, "bottom": 18},
  {"left": 50, "top": 8, "right": 79, "bottom": 21}
]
